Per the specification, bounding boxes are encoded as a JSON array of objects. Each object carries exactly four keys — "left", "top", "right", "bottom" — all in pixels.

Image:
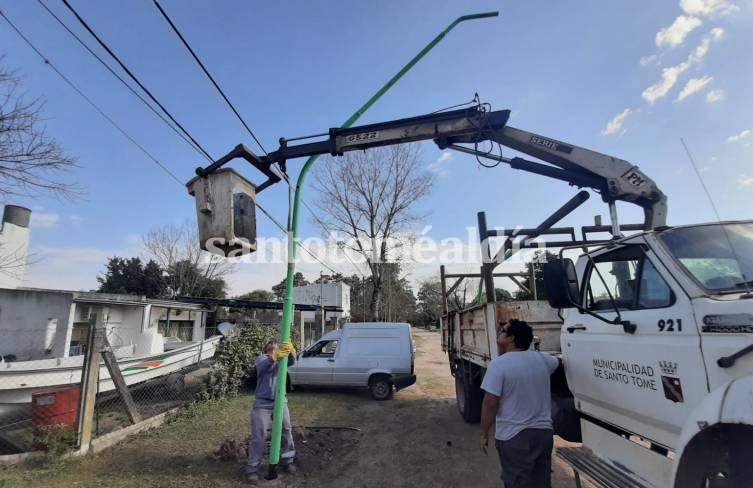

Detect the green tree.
[
  {"left": 97, "top": 256, "right": 165, "bottom": 297},
  {"left": 236, "top": 289, "right": 276, "bottom": 302},
  {"left": 166, "top": 259, "right": 226, "bottom": 298},
  {"left": 416, "top": 279, "right": 442, "bottom": 327},
  {"left": 495, "top": 288, "right": 513, "bottom": 301},
  {"left": 272, "top": 272, "right": 309, "bottom": 301},
  {"left": 512, "top": 250, "right": 558, "bottom": 300}
]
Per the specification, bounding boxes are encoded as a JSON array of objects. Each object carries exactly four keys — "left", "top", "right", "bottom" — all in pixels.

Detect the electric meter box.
[{"left": 186, "top": 168, "right": 257, "bottom": 256}]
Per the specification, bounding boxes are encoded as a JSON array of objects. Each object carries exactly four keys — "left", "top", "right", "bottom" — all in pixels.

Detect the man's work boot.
[{"left": 245, "top": 472, "right": 260, "bottom": 484}]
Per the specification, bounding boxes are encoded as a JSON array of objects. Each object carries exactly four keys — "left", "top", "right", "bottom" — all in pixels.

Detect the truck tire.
[
  {"left": 369, "top": 375, "right": 393, "bottom": 401},
  {"left": 455, "top": 362, "right": 482, "bottom": 423},
  {"left": 675, "top": 426, "right": 753, "bottom": 488}
]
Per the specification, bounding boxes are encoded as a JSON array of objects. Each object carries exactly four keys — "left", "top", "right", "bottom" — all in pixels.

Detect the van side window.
[
  {"left": 585, "top": 247, "right": 674, "bottom": 311},
  {"left": 309, "top": 340, "right": 338, "bottom": 357}
]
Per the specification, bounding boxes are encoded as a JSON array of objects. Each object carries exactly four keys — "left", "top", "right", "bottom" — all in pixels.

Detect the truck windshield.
[{"left": 659, "top": 222, "right": 753, "bottom": 294}]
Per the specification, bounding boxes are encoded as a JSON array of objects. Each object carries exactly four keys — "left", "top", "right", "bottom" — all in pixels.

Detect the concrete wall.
[
  {"left": 0, "top": 289, "right": 74, "bottom": 360},
  {"left": 294, "top": 283, "right": 351, "bottom": 320},
  {"left": 148, "top": 306, "right": 205, "bottom": 340},
  {"left": 99, "top": 304, "right": 145, "bottom": 349}
]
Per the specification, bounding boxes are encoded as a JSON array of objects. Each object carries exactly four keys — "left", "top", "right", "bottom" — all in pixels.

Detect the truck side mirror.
[{"left": 544, "top": 259, "right": 580, "bottom": 309}]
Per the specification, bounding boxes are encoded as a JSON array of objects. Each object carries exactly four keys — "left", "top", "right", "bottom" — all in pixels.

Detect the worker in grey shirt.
[
  {"left": 246, "top": 339, "right": 297, "bottom": 483},
  {"left": 480, "top": 319, "right": 559, "bottom": 488}
]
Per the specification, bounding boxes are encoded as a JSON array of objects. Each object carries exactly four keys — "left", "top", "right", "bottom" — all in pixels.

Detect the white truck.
[{"left": 195, "top": 101, "right": 753, "bottom": 487}]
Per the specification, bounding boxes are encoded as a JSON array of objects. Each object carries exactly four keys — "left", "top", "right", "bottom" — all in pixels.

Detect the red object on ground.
[{"left": 32, "top": 385, "right": 81, "bottom": 449}]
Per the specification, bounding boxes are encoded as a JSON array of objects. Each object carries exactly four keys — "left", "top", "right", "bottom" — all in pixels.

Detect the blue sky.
[{"left": 1, "top": 0, "right": 751, "bottom": 295}]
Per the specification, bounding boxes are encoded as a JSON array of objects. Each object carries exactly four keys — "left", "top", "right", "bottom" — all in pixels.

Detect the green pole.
[{"left": 267, "top": 11, "right": 498, "bottom": 474}]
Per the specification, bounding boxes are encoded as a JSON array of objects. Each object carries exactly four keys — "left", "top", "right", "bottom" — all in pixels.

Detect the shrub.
[{"left": 200, "top": 322, "right": 298, "bottom": 400}]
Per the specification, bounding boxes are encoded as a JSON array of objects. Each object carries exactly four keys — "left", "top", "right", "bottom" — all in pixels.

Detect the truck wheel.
[
  {"left": 369, "top": 376, "right": 393, "bottom": 401},
  {"left": 675, "top": 426, "right": 753, "bottom": 488},
  {"left": 455, "top": 362, "right": 482, "bottom": 423}
]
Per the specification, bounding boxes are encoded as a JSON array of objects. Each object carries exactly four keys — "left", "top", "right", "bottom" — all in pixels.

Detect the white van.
[{"left": 288, "top": 322, "right": 416, "bottom": 400}]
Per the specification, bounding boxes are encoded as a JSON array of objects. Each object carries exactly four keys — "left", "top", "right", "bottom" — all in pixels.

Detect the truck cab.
[{"left": 547, "top": 220, "right": 753, "bottom": 487}]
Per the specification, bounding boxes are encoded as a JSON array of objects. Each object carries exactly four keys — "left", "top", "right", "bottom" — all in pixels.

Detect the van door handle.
[
  {"left": 327, "top": 359, "right": 335, "bottom": 362},
  {"left": 567, "top": 325, "right": 587, "bottom": 333}
]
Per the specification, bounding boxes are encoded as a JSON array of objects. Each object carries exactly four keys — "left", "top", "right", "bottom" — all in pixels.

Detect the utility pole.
[
  {"left": 265, "top": 11, "right": 499, "bottom": 476},
  {"left": 320, "top": 270, "right": 325, "bottom": 337}
]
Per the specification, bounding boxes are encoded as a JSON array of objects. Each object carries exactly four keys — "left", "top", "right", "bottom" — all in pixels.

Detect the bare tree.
[
  {"left": 0, "top": 62, "right": 79, "bottom": 199},
  {"left": 447, "top": 278, "right": 481, "bottom": 312},
  {"left": 313, "top": 145, "right": 433, "bottom": 320},
  {"left": 141, "top": 222, "right": 235, "bottom": 298}
]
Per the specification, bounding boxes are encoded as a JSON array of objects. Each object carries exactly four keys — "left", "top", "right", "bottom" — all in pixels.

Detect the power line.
[
  {"left": 4, "top": 4, "right": 336, "bottom": 278},
  {"left": 152, "top": 0, "right": 269, "bottom": 159},
  {"left": 150, "top": 2, "right": 347, "bottom": 277},
  {"left": 36, "top": 0, "right": 209, "bottom": 160},
  {"left": 60, "top": 0, "right": 214, "bottom": 163},
  {"left": 0, "top": 9, "right": 183, "bottom": 185}
]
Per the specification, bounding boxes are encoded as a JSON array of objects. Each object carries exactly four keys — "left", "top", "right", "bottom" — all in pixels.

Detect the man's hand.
[
  {"left": 272, "top": 341, "right": 296, "bottom": 361},
  {"left": 480, "top": 432, "right": 489, "bottom": 454}
]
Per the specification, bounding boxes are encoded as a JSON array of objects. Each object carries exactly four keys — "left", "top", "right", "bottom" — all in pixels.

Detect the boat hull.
[{"left": 0, "top": 336, "right": 220, "bottom": 417}]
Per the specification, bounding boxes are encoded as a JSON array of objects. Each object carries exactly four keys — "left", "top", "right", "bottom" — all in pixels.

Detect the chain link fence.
[
  {"left": 0, "top": 326, "right": 219, "bottom": 456},
  {"left": 93, "top": 362, "right": 212, "bottom": 437},
  {"left": 0, "top": 330, "right": 84, "bottom": 455}
]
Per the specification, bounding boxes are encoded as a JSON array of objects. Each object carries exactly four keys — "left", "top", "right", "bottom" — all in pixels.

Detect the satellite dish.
[{"left": 217, "top": 322, "right": 236, "bottom": 338}]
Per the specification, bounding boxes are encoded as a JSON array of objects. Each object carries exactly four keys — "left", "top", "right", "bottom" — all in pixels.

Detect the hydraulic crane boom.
[{"left": 197, "top": 104, "right": 667, "bottom": 229}]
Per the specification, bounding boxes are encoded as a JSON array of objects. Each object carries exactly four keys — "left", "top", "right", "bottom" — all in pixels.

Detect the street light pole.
[{"left": 266, "top": 11, "right": 499, "bottom": 478}]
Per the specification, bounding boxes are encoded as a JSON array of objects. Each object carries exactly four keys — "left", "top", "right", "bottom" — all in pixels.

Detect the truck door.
[
  {"left": 563, "top": 243, "right": 708, "bottom": 449},
  {"left": 291, "top": 339, "right": 337, "bottom": 385}
]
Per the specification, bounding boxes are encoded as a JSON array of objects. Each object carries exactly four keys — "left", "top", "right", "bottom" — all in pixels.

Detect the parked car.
[{"left": 288, "top": 322, "right": 416, "bottom": 400}]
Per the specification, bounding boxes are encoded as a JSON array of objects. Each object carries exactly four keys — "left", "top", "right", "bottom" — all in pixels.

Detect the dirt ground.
[{"left": 1, "top": 329, "right": 588, "bottom": 488}]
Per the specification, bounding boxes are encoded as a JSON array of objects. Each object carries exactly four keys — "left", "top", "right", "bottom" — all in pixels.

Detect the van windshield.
[{"left": 659, "top": 222, "right": 753, "bottom": 294}]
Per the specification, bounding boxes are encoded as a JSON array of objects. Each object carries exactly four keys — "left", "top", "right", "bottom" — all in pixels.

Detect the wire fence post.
[{"left": 77, "top": 315, "right": 105, "bottom": 453}]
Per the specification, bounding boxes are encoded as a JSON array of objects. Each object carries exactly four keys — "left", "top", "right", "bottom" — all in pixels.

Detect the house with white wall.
[
  {"left": 293, "top": 282, "right": 350, "bottom": 325},
  {"left": 0, "top": 288, "right": 207, "bottom": 361}
]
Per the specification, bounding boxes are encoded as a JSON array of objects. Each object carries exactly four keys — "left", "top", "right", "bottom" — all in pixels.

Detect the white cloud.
[
  {"left": 656, "top": 16, "right": 702, "bottom": 48},
  {"left": 30, "top": 212, "right": 59, "bottom": 229},
  {"left": 69, "top": 215, "right": 84, "bottom": 222},
  {"left": 705, "top": 89, "right": 725, "bottom": 103},
  {"left": 641, "top": 29, "right": 723, "bottom": 104},
  {"left": 427, "top": 151, "right": 453, "bottom": 177},
  {"left": 727, "top": 129, "right": 751, "bottom": 143},
  {"left": 642, "top": 61, "right": 691, "bottom": 104},
  {"left": 680, "top": 0, "right": 740, "bottom": 17},
  {"left": 601, "top": 109, "right": 633, "bottom": 136},
  {"left": 640, "top": 54, "right": 658, "bottom": 67},
  {"left": 676, "top": 75, "right": 713, "bottom": 101},
  {"left": 24, "top": 238, "right": 143, "bottom": 291},
  {"left": 739, "top": 176, "right": 753, "bottom": 186},
  {"left": 690, "top": 28, "right": 723, "bottom": 61}
]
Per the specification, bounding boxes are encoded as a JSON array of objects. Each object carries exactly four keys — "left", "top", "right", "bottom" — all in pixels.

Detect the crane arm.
[{"left": 198, "top": 105, "right": 666, "bottom": 229}]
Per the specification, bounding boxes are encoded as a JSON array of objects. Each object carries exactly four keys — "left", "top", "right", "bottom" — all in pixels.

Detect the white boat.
[{"left": 0, "top": 335, "right": 220, "bottom": 415}]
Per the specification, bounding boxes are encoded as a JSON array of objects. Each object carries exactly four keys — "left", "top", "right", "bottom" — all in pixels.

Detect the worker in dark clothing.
[
  {"left": 480, "top": 319, "right": 559, "bottom": 488},
  {"left": 246, "top": 339, "right": 297, "bottom": 483}
]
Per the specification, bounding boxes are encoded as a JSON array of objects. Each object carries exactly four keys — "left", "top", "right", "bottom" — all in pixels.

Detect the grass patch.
[{"left": 0, "top": 389, "right": 373, "bottom": 488}]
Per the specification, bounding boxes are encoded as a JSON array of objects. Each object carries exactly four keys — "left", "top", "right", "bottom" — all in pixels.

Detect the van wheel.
[
  {"left": 455, "top": 362, "right": 482, "bottom": 423},
  {"left": 369, "top": 376, "right": 393, "bottom": 401}
]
